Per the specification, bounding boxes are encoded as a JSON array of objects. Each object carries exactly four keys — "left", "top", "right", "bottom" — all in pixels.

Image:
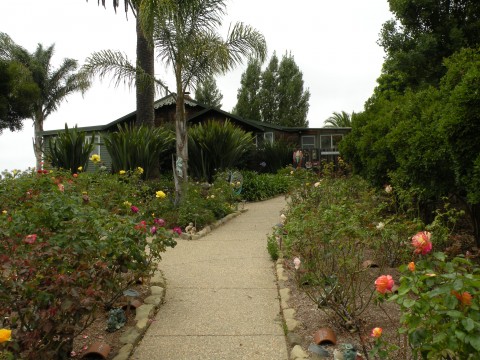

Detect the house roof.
[{"left": 40, "top": 93, "right": 351, "bottom": 136}]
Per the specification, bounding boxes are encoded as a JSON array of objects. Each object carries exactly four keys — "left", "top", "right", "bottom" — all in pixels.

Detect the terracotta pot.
[
  {"left": 313, "top": 327, "right": 337, "bottom": 345},
  {"left": 362, "top": 260, "right": 379, "bottom": 268},
  {"left": 122, "top": 299, "right": 143, "bottom": 312},
  {"left": 82, "top": 342, "right": 111, "bottom": 359}
]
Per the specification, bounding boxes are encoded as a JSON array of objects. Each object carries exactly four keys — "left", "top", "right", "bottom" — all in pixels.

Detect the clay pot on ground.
[
  {"left": 122, "top": 299, "right": 143, "bottom": 312},
  {"left": 313, "top": 327, "right": 337, "bottom": 345},
  {"left": 362, "top": 260, "right": 379, "bottom": 268},
  {"left": 82, "top": 342, "right": 111, "bottom": 359}
]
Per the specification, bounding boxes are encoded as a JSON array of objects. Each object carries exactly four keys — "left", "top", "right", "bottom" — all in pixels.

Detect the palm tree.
[
  {"left": 324, "top": 111, "right": 353, "bottom": 127},
  {"left": 0, "top": 33, "right": 89, "bottom": 169},
  {"left": 84, "top": 0, "right": 266, "bottom": 200},
  {"left": 89, "top": 0, "right": 156, "bottom": 126}
]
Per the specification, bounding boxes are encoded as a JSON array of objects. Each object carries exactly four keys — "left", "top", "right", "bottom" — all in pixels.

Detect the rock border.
[
  {"left": 276, "top": 257, "right": 312, "bottom": 360},
  {"left": 111, "top": 270, "right": 166, "bottom": 360},
  {"left": 178, "top": 209, "right": 248, "bottom": 240},
  {"left": 116, "top": 207, "right": 249, "bottom": 359}
]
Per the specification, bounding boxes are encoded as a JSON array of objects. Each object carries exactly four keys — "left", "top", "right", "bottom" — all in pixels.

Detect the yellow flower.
[
  {"left": 123, "top": 201, "right": 132, "bottom": 207},
  {"left": 82, "top": 191, "right": 88, "bottom": 195},
  {"left": 156, "top": 191, "right": 166, "bottom": 199},
  {"left": 90, "top": 154, "right": 101, "bottom": 163},
  {"left": 0, "top": 329, "right": 12, "bottom": 343},
  {"left": 78, "top": 166, "right": 83, "bottom": 171},
  {"left": 119, "top": 170, "right": 126, "bottom": 175},
  {"left": 2, "top": 210, "right": 7, "bottom": 215},
  {"left": 136, "top": 167, "right": 144, "bottom": 174}
]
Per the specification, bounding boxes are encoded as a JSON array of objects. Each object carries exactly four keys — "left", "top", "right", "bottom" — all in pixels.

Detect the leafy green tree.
[
  {"left": 0, "top": 59, "right": 40, "bottom": 133},
  {"left": 276, "top": 52, "right": 310, "bottom": 127},
  {"left": 324, "top": 111, "right": 352, "bottom": 127},
  {"left": 377, "top": 0, "right": 480, "bottom": 92},
  {"left": 0, "top": 33, "right": 89, "bottom": 170},
  {"left": 258, "top": 52, "right": 279, "bottom": 124},
  {"left": 194, "top": 74, "right": 223, "bottom": 108},
  {"left": 233, "top": 57, "right": 262, "bottom": 120},
  {"left": 440, "top": 47, "right": 480, "bottom": 243}
]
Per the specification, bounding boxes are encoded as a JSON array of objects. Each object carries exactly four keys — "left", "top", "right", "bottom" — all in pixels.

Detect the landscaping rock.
[{"left": 291, "top": 345, "right": 309, "bottom": 359}]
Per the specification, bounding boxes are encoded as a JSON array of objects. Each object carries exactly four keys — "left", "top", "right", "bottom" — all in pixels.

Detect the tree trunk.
[
  {"left": 33, "top": 112, "right": 44, "bottom": 170},
  {"left": 174, "top": 71, "right": 188, "bottom": 202},
  {"left": 135, "top": 15, "right": 155, "bottom": 127}
]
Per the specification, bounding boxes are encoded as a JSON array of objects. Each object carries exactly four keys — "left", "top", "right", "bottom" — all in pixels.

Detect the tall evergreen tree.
[
  {"left": 194, "top": 75, "right": 223, "bottom": 108},
  {"left": 233, "top": 58, "right": 262, "bottom": 120},
  {"left": 234, "top": 52, "right": 310, "bottom": 127},
  {"left": 258, "top": 52, "right": 279, "bottom": 124},
  {"left": 276, "top": 52, "right": 310, "bottom": 127}
]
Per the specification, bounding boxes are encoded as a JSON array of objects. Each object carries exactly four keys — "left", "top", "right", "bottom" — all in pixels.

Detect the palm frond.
[
  {"left": 82, "top": 50, "right": 138, "bottom": 88},
  {"left": 225, "top": 22, "right": 267, "bottom": 68}
]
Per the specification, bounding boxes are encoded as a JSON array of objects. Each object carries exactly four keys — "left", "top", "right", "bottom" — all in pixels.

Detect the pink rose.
[
  {"left": 375, "top": 275, "right": 394, "bottom": 294},
  {"left": 411, "top": 231, "right": 432, "bottom": 255},
  {"left": 24, "top": 234, "right": 37, "bottom": 244}
]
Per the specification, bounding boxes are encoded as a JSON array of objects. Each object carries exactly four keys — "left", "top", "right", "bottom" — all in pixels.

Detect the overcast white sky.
[{"left": 0, "top": 0, "right": 392, "bottom": 171}]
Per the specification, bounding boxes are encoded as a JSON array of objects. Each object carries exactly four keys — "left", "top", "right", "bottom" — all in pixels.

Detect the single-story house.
[{"left": 40, "top": 94, "right": 350, "bottom": 170}]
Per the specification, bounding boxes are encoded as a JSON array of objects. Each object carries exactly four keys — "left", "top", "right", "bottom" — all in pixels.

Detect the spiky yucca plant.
[
  {"left": 103, "top": 124, "right": 174, "bottom": 179},
  {"left": 188, "top": 119, "right": 253, "bottom": 182},
  {"left": 46, "top": 124, "right": 94, "bottom": 173}
]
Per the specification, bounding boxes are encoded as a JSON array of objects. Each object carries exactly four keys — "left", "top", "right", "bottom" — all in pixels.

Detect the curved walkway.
[{"left": 131, "top": 196, "right": 289, "bottom": 360}]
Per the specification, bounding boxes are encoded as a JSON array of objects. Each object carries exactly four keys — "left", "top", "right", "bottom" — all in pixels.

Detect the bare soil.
[{"left": 71, "top": 283, "right": 150, "bottom": 359}]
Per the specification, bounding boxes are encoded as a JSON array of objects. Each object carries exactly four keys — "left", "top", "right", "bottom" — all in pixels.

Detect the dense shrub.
[
  {"left": 240, "top": 170, "right": 291, "bottom": 201},
  {"left": 0, "top": 169, "right": 177, "bottom": 359}
]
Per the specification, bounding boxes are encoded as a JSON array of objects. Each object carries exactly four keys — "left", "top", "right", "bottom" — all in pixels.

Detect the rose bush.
[{"left": 0, "top": 169, "right": 177, "bottom": 359}]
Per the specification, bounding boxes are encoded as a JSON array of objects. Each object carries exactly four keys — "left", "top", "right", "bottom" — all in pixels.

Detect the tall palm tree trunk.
[
  {"left": 33, "top": 111, "right": 44, "bottom": 170},
  {"left": 135, "top": 16, "right": 155, "bottom": 127},
  {"left": 174, "top": 70, "right": 188, "bottom": 201}
]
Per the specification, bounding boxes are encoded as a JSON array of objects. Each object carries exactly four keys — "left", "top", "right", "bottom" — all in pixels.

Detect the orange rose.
[
  {"left": 375, "top": 275, "right": 394, "bottom": 294},
  {"left": 371, "top": 327, "right": 382, "bottom": 338}
]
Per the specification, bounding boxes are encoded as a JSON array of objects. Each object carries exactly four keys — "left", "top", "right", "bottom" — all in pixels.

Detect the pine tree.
[
  {"left": 258, "top": 52, "right": 279, "bottom": 124},
  {"left": 194, "top": 75, "right": 223, "bottom": 108},
  {"left": 276, "top": 52, "right": 310, "bottom": 127},
  {"left": 234, "top": 52, "right": 310, "bottom": 127},
  {"left": 232, "top": 58, "right": 262, "bottom": 120}
]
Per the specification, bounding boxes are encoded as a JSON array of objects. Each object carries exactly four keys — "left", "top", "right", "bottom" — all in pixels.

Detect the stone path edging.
[
  {"left": 112, "top": 271, "right": 166, "bottom": 360},
  {"left": 178, "top": 209, "right": 248, "bottom": 240},
  {"left": 114, "top": 207, "right": 249, "bottom": 359},
  {"left": 276, "top": 257, "right": 311, "bottom": 360}
]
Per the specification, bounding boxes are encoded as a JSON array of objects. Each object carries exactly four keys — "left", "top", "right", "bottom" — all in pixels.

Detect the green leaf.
[
  {"left": 433, "top": 332, "right": 447, "bottom": 344},
  {"left": 462, "top": 318, "right": 475, "bottom": 332},
  {"left": 403, "top": 298, "right": 416, "bottom": 308},
  {"left": 447, "top": 310, "right": 463, "bottom": 318},
  {"left": 467, "top": 335, "right": 480, "bottom": 351}
]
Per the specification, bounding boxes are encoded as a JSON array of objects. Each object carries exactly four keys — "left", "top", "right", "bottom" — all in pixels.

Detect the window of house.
[
  {"left": 264, "top": 132, "right": 274, "bottom": 145},
  {"left": 332, "top": 134, "right": 343, "bottom": 150},
  {"left": 320, "top": 135, "right": 332, "bottom": 150},
  {"left": 320, "top": 134, "right": 344, "bottom": 151},
  {"left": 85, "top": 135, "right": 101, "bottom": 156},
  {"left": 301, "top": 135, "right": 315, "bottom": 149},
  {"left": 255, "top": 132, "right": 274, "bottom": 147}
]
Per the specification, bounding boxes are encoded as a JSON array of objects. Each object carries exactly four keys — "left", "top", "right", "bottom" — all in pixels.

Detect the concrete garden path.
[{"left": 131, "top": 196, "right": 289, "bottom": 360}]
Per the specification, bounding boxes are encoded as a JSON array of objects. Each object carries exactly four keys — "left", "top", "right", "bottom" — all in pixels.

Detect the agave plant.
[
  {"left": 188, "top": 119, "right": 253, "bottom": 182},
  {"left": 103, "top": 124, "right": 174, "bottom": 179},
  {"left": 46, "top": 124, "right": 94, "bottom": 173}
]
